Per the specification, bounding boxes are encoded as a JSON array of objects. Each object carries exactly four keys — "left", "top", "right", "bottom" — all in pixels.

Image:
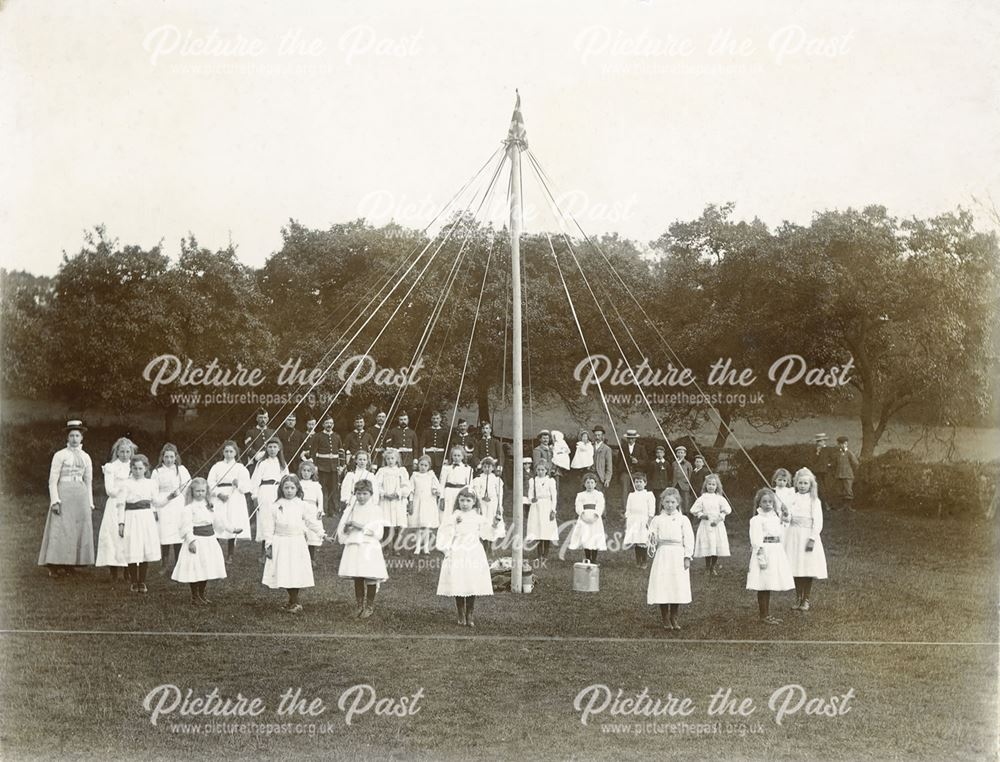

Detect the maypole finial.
[{"left": 506, "top": 90, "right": 528, "bottom": 150}]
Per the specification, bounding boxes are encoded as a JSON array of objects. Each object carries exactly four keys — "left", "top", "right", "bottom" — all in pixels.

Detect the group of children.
[{"left": 83, "top": 428, "right": 827, "bottom": 630}]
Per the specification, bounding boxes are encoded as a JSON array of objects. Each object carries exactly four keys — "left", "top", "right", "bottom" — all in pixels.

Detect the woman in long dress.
[
  {"left": 39, "top": 420, "right": 96, "bottom": 576},
  {"left": 96, "top": 436, "right": 135, "bottom": 580}
]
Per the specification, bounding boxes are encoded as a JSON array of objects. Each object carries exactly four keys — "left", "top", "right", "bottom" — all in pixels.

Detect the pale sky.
[{"left": 2, "top": 0, "right": 998, "bottom": 275}]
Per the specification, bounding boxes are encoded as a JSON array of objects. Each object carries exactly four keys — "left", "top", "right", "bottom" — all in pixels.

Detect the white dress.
[
  {"left": 646, "top": 512, "right": 694, "bottom": 604},
  {"left": 96, "top": 459, "right": 131, "bottom": 566},
  {"left": 439, "top": 463, "right": 473, "bottom": 520},
  {"left": 783, "top": 492, "right": 828, "bottom": 579},
  {"left": 340, "top": 467, "right": 380, "bottom": 504},
  {"left": 408, "top": 470, "right": 441, "bottom": 529},
  {"left": 525, "top": 476, "right": 559, "bottom": 543},
  {"left": 152, "top": 465, "right": 191, "bottom": 545},
  {"left": 472, "top": 473, "right": 504, "bottom": 541},
  {"left": 774, "top": 486, "right": 796, "bottom": 520},
  {"left": 375, "top": 465, "right": 410, "bottom": 528},
  {"left": 111, "top": 477, "right": 163, "bottom": 564},
  {"left": 261, "top": 497, "right": 323, "bottom": 589},
  {"left": 551, "top": 433, "right": 571, "bottom": 471},
  {"left": 691, "top": 493, "right": 732, "bottom": 557},
  {"left": 623, "top": 490, "right": 656, "bottom": 548},
  {"left": 436, "top": 511, "right": 494, "bottom": 596},
  {"left": 250, "top": 458, "right": 288, "bottom": 542},
  {"left": 568, "top": 490, "right": 607, "bottom": 550},
  {"left": 746, "top": 511, "right": 794, "bottom": 591},
  {"left": 337, "top": 498, "right": 388, "bottom": 581},
  {"left": 207, "top": 460, "right": 252, "bottom": 540},
  {"left": 301, "top": 480, "right": 325, "bottom": 547},
  {"left": 171, "top": 500, "right": 228, "bottom": 583},
  {"left": 570, "top": 441, "right": 594, "bottom": 470}
]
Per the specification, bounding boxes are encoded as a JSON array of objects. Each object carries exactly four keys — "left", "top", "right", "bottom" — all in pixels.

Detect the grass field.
[{"left": 2, "top": 492, "right": 998, "bottom": 760}]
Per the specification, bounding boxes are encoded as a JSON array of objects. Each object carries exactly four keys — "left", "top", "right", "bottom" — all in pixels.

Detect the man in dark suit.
[
  {"left": 619, "top": 429, "right": 648, "bottom": 509},
  {"left": 421, "top": 411, "right": 448, "bottom": 473},
  {"left": 345, "top": 415, "right": 375, "bottom": 468},
  {"left": 309, "top": 416, "right": 344, "bottom": 515},
  {"left": 386, "top": 412, "right": 419, "bottom": 471},
  {"left": 242, "top": 409, "right": 274, "bottom": 471},
  {"left": 833, "top": 435, "right": 860, "bottom": 511},
  {"left": 275, "top": 413, "right": 306, "bottom": 471},
  {"left": 812, "top": 433, "right": 837, "bottom": 510},
  {"left": 592, "top": 425, "right": 613, "bottom": 490},
  {"left": 473, "top": 420, "right": 503, "bottom": 476}
]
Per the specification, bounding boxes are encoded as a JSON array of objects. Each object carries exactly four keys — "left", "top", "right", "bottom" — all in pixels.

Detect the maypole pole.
[{"left": 506, "top": 91, "right": 527, "bottom": 593}]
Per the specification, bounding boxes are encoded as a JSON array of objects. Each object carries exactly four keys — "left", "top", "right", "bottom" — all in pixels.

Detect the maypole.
[{"left": 506, "top": 92, "right": 527, "bottom": 592}]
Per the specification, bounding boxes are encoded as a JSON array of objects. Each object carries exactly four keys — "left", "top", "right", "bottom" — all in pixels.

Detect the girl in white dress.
[
  {"left": 262, "top": 475, "right": 325, "bottom": 614},
  {"left": 747, "top": 488, "right": 794, "bottom": 625},
  {"left": 471, "top": 456, "right": 504, "bottom": 553},
  {"left": 97, "top": 437, "right": 135, "bottom": 580},
  {"left": 439, "top": 446, "right": 473, "bottom": 531},
  {"left": 771, "top": 468, "right": 794, "bottom": 523},
  {"left": 646, "top": 488, "right": 695, "bottom": 630},
  {"left": 251, "top": 437, "right": 288, "bottom": 555},
  {"left": 784, "top": 467, "right": 828, "bottom": 612},
  {"left": 570, "top": 429, "right": 594, "bottom": 479},
  {"left": 337, "top": 478, "right": 387, "bottom": 619},
  {"left": 375, "top": 448, "right": 410, "bottom": 553},
  {"left": 298, "top": 460, "right": 325, "bottom": 565},
  {"left": 171, "top": 478, "right": 236, "bottom": 604},
  {"left": 207, "top": 440, "right": 253, "bottom": 561},
  {"left": 690, "top": 474, "right": 732, "bottom": 576},
  {"left": 623, "top": 472, "right": 656, "bottom": 568},
  {"left": 110, "top": 454, "right": 164, "bottom": 593},
  {"left": 340, "top": 450, "right": 379, "bottom": 506},
  {"left": 436, "top": 488, "right": 493, "bottom": 627},
  {"left": 568, "top": 473, "right": 607, "bottom": 563},
  {"left": 408, "top": 455, "right": 441, "bottom": 554},
  {"left": 525, "top": 461, "right": 559, "bottom": 560},
  {"left": 151, "top": 443, "right": 191, "bottom": 574}
]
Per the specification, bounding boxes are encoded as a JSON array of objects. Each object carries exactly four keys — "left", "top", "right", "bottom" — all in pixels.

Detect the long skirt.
[
  {"left": 646, "top": 546, "right": 691, "bottom": 604},
  {"left": 38, "top": 481, "right": 95, "bottom": 566},
  {"left": 215, "top": 491, "right": 252, "bottom": 540},
  {"left": 525, "top": 500, "right": 559, "bottom": 542},
  {"left": 408, "top": 494, "right": 440, "bottom": 529},
  {"left": 171, "top": 536, "right": 228, "bottom": 583},
  {"left": 157, "top": 493, "right": 185, "bottom": 545},
  {"left": 123, "top": 509, "right": 162, "bottom": 564},
  {"left": 783, "top": 526, "right": 828, "bottom": 579},
  {"left": 95, "top": 497, "right": 126, "bottom": 567},
  {"left": 693, "top": 521, "right": 731, "bottom": 558},
  {"left": 262, "top": 535, "right": 315, "bottom": 589},
  {"left": 746, "top": 543, "right": 795, "bottom": 591},
  {"left": 437, "top": 542, "right": 493, "bottom": 596},
  {"left": 338, "top": 541, "right": 388, "bottom": 582}
]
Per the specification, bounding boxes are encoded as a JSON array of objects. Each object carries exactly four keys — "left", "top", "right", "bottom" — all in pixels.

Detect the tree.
[
  {"left": 779, "top": 207, "right": 998, "bottom": 458},
  {"left": 1, "top": 269, "right": 54, "bottom": 397},
  {"left": 45, "top": 226, "right": 276, "bottom": 438}
]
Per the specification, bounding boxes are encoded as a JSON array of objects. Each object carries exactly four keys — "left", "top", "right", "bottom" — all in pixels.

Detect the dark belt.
[
  {"left": 445, "top": 482, "right": 466, "bottom": 489},
  {"left": 260, "top": 479, "right": 277, "bottom": 486},
  {"left": 763, "top": 536, "right": 781, "bottom": 543},
  {"left": 217, "top": 482, "right": 234, "bottom": 487},
  {"left": 193, "top": 524, "right": 215, "bottom": 537},
  {"left": 125, "top": 500, "right": 151, "bottom": 511}
]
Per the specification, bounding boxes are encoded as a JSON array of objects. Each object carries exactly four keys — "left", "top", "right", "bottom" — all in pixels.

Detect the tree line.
[{"left": 2, "top": 204, "right": 996, "bottom": 460}]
